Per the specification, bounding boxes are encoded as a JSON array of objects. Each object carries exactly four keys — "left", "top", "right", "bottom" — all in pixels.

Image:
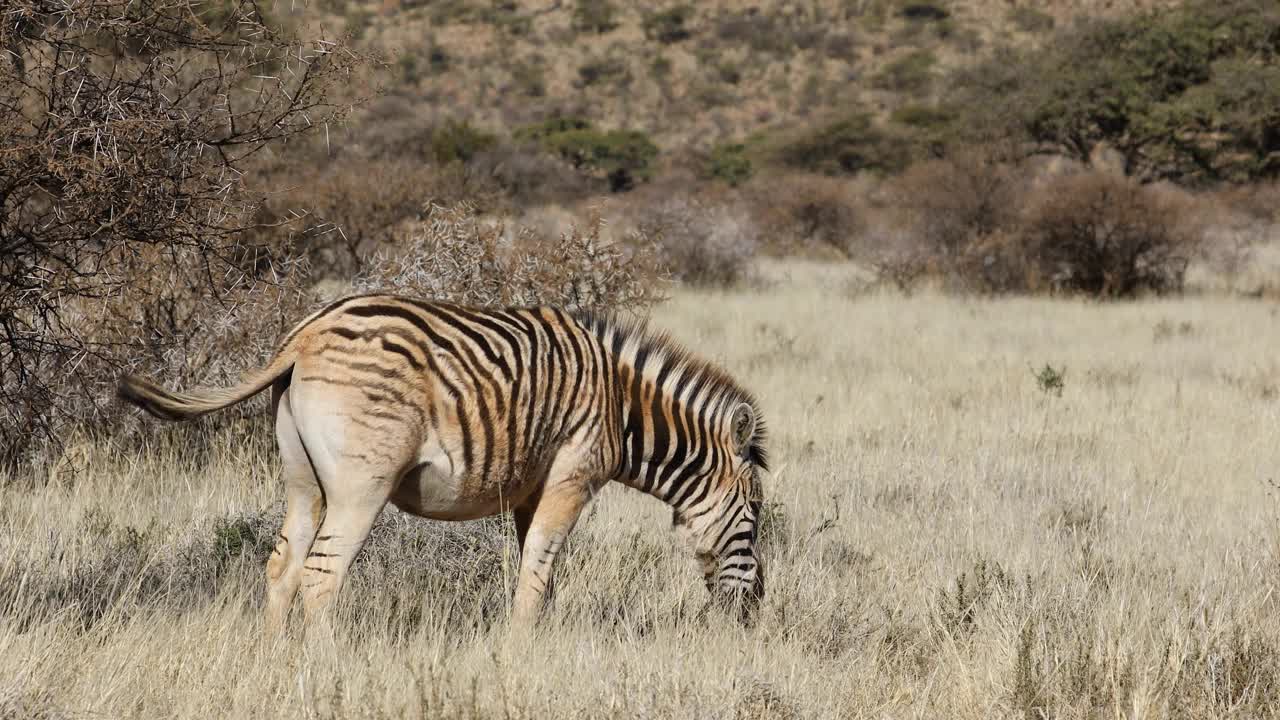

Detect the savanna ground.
[{"left": 3, "top": 260, "right": 1279, "bottom": 718}]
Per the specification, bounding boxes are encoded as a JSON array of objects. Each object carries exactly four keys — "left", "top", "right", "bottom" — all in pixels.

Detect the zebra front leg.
[{"left": 511, "top": 476, "right": 591, "bottom": 626}]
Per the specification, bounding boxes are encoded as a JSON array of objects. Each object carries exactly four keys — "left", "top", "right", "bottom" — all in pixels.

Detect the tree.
[
  {"left": 0, "top": 0, "right": 362, "bottom": 470},
  {"left": 949, "top": 0, "right": 1280, "bottom": 184}
]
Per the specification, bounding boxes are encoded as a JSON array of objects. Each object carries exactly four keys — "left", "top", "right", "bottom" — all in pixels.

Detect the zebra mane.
[{"left": 574, "top": 310, "right": 769, "bottom": 472}]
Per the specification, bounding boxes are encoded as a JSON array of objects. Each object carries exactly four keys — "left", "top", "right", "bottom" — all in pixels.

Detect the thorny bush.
[
  {"left": 355, "top": 202, "right": 668, "bottom": 312},
  {"left": 0, "top": 0, "right": 363, "bottom": 473},
  {"left": 627, "top": 195, "right": 759, "bottom": 288}
]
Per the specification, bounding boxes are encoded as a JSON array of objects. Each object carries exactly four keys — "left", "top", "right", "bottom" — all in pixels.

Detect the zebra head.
[{"left": 673, "top": 401, "right": 767, "bottom": 622}]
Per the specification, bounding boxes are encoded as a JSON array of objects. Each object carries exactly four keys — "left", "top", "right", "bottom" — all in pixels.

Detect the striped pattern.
[{"left": 118, "top": 293, "right": 768, "bottom": 626}]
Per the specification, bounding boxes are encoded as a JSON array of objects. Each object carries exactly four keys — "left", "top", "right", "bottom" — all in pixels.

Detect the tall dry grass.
[{"left": 3, "top": 260, "right": 1280, "bottom": 718}]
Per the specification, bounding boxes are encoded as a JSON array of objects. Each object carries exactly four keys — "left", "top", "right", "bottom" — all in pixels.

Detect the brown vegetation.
[
  {"left": 4, "top": 265, "right": 1280, "bottom": 717},
  {"left": 0, "top": 0, "right": 361, "bottom": 469},
  {"left": 873, "top": 153, "right": 1208, "bottom": 296},
  {"left": 355, "top": 202, "right": 666, "bottom": 311}
]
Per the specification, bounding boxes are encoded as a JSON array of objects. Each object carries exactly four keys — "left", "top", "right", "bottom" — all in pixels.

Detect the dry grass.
[{"left": 4, "top": 260, "right": 1280, "bottom": 718}]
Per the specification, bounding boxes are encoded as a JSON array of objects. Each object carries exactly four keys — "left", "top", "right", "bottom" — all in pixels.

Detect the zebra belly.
[{"left": 389, "top": 443, "right": 533, "bottom": 521}]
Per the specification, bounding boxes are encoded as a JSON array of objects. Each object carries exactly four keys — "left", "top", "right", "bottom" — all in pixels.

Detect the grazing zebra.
[{"left": 118, "top": 294, "right": 768, "bottom": 627}]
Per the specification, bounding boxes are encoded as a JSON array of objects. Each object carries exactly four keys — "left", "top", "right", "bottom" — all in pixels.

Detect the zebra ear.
[{"left": 730, "top": 403, "right": 756, "bottom": 456}]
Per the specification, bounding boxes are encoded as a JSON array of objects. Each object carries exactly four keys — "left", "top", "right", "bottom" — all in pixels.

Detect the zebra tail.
[{"left": 117, "top": 343, "right": 300, "bottom": 422}]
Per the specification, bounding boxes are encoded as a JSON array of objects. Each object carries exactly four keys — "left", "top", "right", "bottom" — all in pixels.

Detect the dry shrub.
[
  {"left": 870, "top": 148, "right": 1027, "bottom": 292},
  {"left": 267, "top": 158, "right": 503, "bottom": 274},
  {"left": 356, "top": 202, "right": 667, "bottom": 312},
  {"left": 627, "top": 196, "right": 760, "bottom": 288},
  {"left": 468, "top": 143, "right": 599, "bottom": 209},
  {"left": 1213, "top": 181, "right": 1280, "bottom": 225},
  {"left": 1024, "top": 174, "right": 1205, "bottom": 297},
  {"left": 1190, "top": 182, "right": 1280, "bottom": 293},
  {"left": 875, "top": 150, "right": 1206, "bottom": 297},
  {"left": 885, "top": 149, "right": 1023, "bottom": 260},
  {"left": 750, "top": 174, "right": 866, "bottom": 257},
  {"left": 0, "top": 0, "right": 361, "bottom": 472}
]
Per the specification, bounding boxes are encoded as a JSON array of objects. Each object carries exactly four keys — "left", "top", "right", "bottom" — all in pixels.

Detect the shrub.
[
  {"left": 872, "top": 49, "right": 936, "bottom": 93},
  {"left": 468, "top": 143, "right": 597, "bottom": 207},
  {"left": 572, "top": 0, "right": 619, "bottom": 34},
  {"left": 628, "top": 196, "right": 759, "bottom": 287},
  {"left": 550, "top": 129, "right": 659, "bottom": 191},
  {"left": 715, "top": 10, "right": 797, "bottom": 56},
  {"left": 1008, "top": 6, "right": 1055, "bottom": 33},
  {"left": 824, "top": 32, "right": 860, "bottom": 61},
  {"left": 884, "top": 149, "right": 1023, "bottom": 260},
  {"left": 0, "top": 0, "right": 360, "bottom": 471},
  {"left": 890, "top": 104, "right": 954, "bottom": 132},
  {"left": 643, "top": 5, "right": 695, "bottom": 44},
  {"left": 477, "top": 2, "right": 532, "bottom": 35},
  {"left": 510, "top": 59, "right": 547, "bottom": 97},
  {"left": 890, "top": 104, "right": 958, "bottom": 156},
  {"left": 1033, "top": 364, "right": 1066, "bottom": 397},
  {"left": 716, "top": 62, "right": 743, "bottom": 85},
  {"left": 772, "top": 113, "right": 910, "bottom": 176},
  {"left": 356, "top": 203, "right": 667, "bottom": 311},
  {"left": 750, "top": 174, "right": 866, "bottom": 256},
  {"left": 898, "top": 1, "right": 950, "bottom": 21},
  {"left": 429, "top": 119, "right": 499, "bottom": 164},
  {"left": 270, "top": 157, "right": 503, "bottom": 273},
  {"left": 515, "top": 115, "right": 595, "bottom": 143},
  {"left": 650, "top": 55, "right": 674, "bottom": 79},
  {"left": 708, "top": 142, "right": 754, "bottom": 186},
  {"left": 518, "top": 120, "right": 659, "bottom": 192},
  {"left": 1023, "top": 173, "right": 1204, "bottom": 296},
  {"left": 576, "top": 56, "right": 630, "bottom": 88},
  {"left": 880, "top": 157, "right": 1207, "bottom": 297},
  {"left": 874, "top": 147, "right": 1030, "bottom": 293}
]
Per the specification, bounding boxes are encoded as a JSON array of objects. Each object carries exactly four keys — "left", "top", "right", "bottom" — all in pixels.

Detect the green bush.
[
  {"left": 708, "top": 142, "right": 754, "bottom": 186},
  {"left": 824, "top": 32, "right": 859, "bottom": 61},
  {"left": 428, "top": 120, "right": 498, "bottom": 164},
  {"left": 545, "top": 129, "right": 659, "bottom": 191},
  {"left": 650, "top": 55, "right": 673, "bottom": 79},
  {"left": 510, "top": 59, "right": 547, "bottom": 97},
  {"left": 643, "top": 5, "right": 695, "bottom": 44},
  {"left": 517, "top": 118, "right": 659, "bottom": 191},
  {"left": 514, "top": 115, "right": 594, "bottom": 144},
  {"left": 772, "top": 113, "right": 909, "bottom": 175},
  {"left": 577, "top": 56, "right": 630, "bottom": 87},
  {"left": 873, "top": 49, "right": 936, "bottom": 93},
  {"left": 572, "top": 0, "right": 618, "bottom": 34},
  {"left": 890, "top": 104, "right": 957, "bottom": 155},
  {"left": 890, "top": 104, "right": 952, "bottom": 131},
  {"left": 715, "top": 10, "right": 797, "bottom": 56},
  {"left": 1008, "top": 6, "right": 1055, "bottom": 33},
  {"left": 716, "top": 62, "right": 743, "bottom": 85},
  {"left": 897, "top": 1, "right": 949, "bottom": 21},
  {"left": 479, "top": 4, "right": 532, "bottom": 36}
]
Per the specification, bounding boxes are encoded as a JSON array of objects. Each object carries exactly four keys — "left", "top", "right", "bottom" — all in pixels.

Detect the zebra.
[{"left": 117, "top": 294, "right": 768, "bottom": 627}]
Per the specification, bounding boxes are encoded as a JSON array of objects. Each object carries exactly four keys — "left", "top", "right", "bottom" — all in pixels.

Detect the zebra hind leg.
[
  {"left": 265, "top": 385, "right": 324, "bottom": 633},
  {"left": 296, "top": 427, "right": 409, "bottom": 625}
]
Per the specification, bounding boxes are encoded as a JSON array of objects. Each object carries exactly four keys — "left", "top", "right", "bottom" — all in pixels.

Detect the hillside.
[{"left": 319, "top": 0, "right": 1182, "bottom": 151}]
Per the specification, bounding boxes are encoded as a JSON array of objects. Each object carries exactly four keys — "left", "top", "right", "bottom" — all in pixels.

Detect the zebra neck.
[{"left": 613, "top": 343, "right": 724, "bottom": 511}]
